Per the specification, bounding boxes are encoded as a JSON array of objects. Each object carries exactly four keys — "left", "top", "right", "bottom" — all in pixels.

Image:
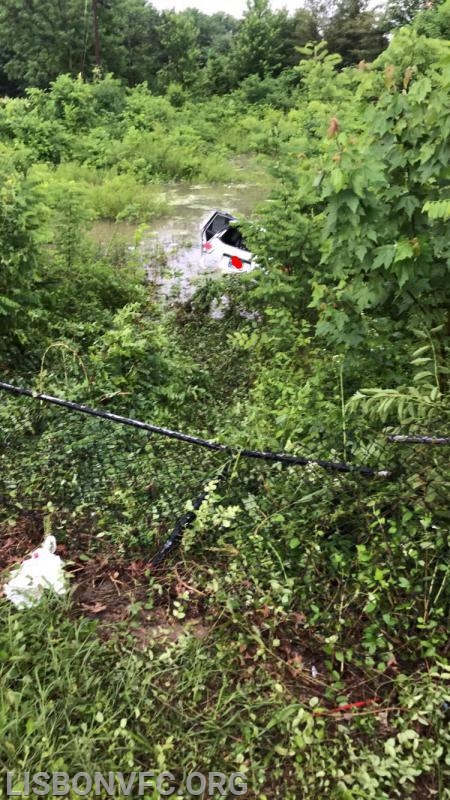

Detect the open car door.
[
  {"left": 201, "top": 211, "right": 235, "bottom": 245},
  {"left": 201, "top": 210, "right": 256, "bottom": 274}
]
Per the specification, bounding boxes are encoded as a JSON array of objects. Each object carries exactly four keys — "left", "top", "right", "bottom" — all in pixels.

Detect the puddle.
[{"left": 91, "top": 161, "right": 271, "bottom": 302}]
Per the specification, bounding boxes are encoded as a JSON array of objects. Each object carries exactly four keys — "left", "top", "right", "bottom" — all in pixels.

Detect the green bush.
[{"left": 86, "top": 174, "right": 168, "bottom": 222}]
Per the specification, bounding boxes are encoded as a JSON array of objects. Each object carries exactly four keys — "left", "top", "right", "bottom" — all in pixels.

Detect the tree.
[
  {"left": 413, "top": 0, "right": 450, "bottom": 38},
  {"left": 0, "top": 41, "right": 20, "bottom": 95},
  {"left": 385, "top": 0, "right": 428, "bottom": 28},
  {"left": 279, "top": 8, "right": 321, "bottom": 69},
  {"left": 250, "top": 29, "right": 450, "bottom": 356},
  {"left": 180, "top": 9, "right": 238, "bottom": 66},
  {"left": 230, "top": 0, "right": 286, "bottom": 84},
  {"left": 0, "top": 0, "right": 165, "bottom": 89},
  {"left": 0, "top": 0, "right": 89, "bottom": 88},
  {"left": 155, "top": 11, "right": 201, "bottom": 90},
  {"left": 101, "top": 0, "right": 165, "bottom": 87},
  {"left": 323, "top": 0, "right": 388, "bottom": 64},
  {"left": 303, "top": 0, "right": 337, "bottom": 35}
]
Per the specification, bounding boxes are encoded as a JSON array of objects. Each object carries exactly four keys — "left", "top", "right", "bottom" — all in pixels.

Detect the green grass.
[{"left": 1, "top": 584, "right": 448, "bottom": 798}]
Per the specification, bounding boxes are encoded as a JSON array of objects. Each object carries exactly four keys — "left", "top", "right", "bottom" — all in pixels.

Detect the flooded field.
[{"left": 92, "top": 160, "right": 271, "bottom": 301}]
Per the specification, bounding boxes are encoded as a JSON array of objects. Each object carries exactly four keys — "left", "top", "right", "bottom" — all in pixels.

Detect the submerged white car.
[{"left": 201, "top": 211, "right": 256, "bottom": 274}]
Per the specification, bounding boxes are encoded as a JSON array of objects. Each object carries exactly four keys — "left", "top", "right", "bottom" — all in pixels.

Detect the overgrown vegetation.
[{"left": 0, "top": 1, "right": 449, "bottom": 797}]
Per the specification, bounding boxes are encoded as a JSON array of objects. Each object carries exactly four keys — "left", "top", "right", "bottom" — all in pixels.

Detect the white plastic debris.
[
  {"left": 210, "top": 294, "right": 231, "bottom": 320},
  {"left": 4, "top": 535, "right": 66, "bottom": 608}
]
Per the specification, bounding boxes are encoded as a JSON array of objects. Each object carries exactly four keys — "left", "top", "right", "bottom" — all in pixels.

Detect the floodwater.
[{"left": 92, "top": 162, "right": 270, "bottom": 302}]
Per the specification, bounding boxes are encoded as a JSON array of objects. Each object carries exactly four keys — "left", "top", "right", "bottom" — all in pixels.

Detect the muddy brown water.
[{"left": 92, "top": 167, "right": 271, "bottom": 302}]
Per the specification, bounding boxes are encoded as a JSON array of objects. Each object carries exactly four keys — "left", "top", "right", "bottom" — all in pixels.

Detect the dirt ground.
[
  {"left": 0, "top": 510, "right": 420, "bottom": 723},
  {"left": 0, "top": 509, "right": 208, "bottom": 645}
]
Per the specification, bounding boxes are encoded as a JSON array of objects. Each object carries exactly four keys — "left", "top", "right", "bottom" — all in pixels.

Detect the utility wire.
[
  {"left": 151, "top": 487, "right": 209, "bottom": 567},
  {"left": 388, "top": 434, "right": 450, "bottom": 445},
  {"left": 0, "top": 381, "right": 387, "bottom": 476},
  {"left": 151, "top": 463, "right": 233, "bottom": 567}
]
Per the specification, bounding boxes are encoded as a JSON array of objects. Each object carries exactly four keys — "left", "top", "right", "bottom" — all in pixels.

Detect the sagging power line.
[
  {"left": 388, "top": 434, "right": 450, "bottom": 445},
  {"left": 0, "top": 381, "right": 388, "bottom": 477}
]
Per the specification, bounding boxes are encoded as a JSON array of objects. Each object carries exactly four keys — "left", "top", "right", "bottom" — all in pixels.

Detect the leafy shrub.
[{"left": 86, "top": 174, "right": 168, "bottom": 221}]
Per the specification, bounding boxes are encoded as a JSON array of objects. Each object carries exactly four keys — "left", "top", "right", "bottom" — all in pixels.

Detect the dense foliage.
[
  {"left": 0, "top": 3, "right": 449, "bottom": 798},
  {"left": 0, "top": 0, "right": 390, "bottom": 95}
]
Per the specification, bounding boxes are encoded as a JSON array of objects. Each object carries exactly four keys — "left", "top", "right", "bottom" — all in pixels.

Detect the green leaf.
[
  {"left": 372, "top": 245, "right": 395, "bottom": 270},
  {"left": 384, "top": 738, "right": 397, "bottom": 758},
  {"left": 331, "top": 168, "right": 345, "bottom": 193},
  {"left": 351, "top": 173, "right": 366, "bottom": 198},
  {"left": 345, "top": 194, "right": 359, "bottom": 214},
  {"left": 394, "top": 240, "right": 414, "bottom": 262},
  {"left": 423, "top": 199, "right": 450, "bottom": 221}
]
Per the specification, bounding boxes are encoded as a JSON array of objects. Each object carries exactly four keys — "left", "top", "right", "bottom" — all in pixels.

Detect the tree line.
[{"left": 1, "top": 0, "right": 446, "bottom": 96}]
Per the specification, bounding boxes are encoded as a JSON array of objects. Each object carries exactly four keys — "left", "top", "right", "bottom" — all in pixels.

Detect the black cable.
[
  {"left": 388, "top": 435, "right": 450, "bottom": 445},
  {"left": 0, "top": 381, "right": 393, "bottom": 568},
  {"left": 150, "top": 489, "right": 208, "bottom": 567},
  {"left": 0, "top": 381, "right": 387, "bottom": 476},
  {"left": 151, "top": 464, "right": 231, "bottom": 567}
]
